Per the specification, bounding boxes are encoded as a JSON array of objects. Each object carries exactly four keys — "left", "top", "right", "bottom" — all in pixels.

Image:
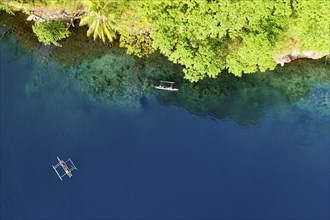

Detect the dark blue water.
[{"left": 1, "top": 36, "right": 329, "bottom": 219}]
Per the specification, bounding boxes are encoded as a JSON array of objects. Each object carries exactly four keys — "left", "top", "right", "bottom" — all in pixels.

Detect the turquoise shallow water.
[{"left": 1, "top": 33, "right": 329, "bottom": 219}]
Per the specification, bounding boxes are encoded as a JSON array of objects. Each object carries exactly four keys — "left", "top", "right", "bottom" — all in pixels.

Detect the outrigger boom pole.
[{"left": 52, "top": 156, "right": 77, "bottom": 181}]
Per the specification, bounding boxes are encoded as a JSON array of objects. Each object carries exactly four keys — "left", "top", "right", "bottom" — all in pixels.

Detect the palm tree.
[{"left": 79, "top": 0, "right": 118, "bottom": 43}]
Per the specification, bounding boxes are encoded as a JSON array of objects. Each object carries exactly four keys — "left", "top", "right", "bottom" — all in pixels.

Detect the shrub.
[{"left": 32, "top": 20, "right": 70, "bottom": 46}]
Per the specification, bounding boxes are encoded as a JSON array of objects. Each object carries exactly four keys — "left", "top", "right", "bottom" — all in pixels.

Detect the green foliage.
[
  {"left": 226, "top": 33, "right": 277, "bottom": 76},
  {"left": 79, "top": 0, "right": 120, "bottom": 43},
  {"left": 119, "top": 30, "right": 154, "bottom": 58},
  {"left": 117, "top": 4, "right": 154, "bottom": 57},
  {"left": 43, "top": 0, "right": 81, "bottom": 13},
  {"left": 290, "top": 0, "right": 329, "bottom": 53},
  {"left": 32, "top": 21, "right": 70, "bottom": 46},
  {"left": 4, "top": 0, "right": 82, "bottom": 14},
  {"left": 0, "top": 2, "right": 14, "bottom": 15},
  {"left": 140, "top": 0, "right": 293, "bottom": 81},
  {"left": 4, "top": 0, "right": 330, "bottom": 82}
]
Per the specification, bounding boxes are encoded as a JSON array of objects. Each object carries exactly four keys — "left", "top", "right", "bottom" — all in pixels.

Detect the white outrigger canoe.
[
  {"left": 154, "top": 81, "right": 179, "bottom": 91},
  {"left": 52, "top": 157, "right": 77, "bottom": 181}
]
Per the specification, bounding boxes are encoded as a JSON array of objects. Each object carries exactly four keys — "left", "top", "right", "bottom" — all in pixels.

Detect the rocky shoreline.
[{"left": 275, "top": 51, "right": 328, "bottom": 66}]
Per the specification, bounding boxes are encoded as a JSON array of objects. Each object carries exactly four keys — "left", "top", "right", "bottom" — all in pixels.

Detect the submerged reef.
[
  {"left": 262, "top": 59, "right": 330, "bottom": 102},
  {"left": 76, "top": 51, "right": 143, "bottom": 109},
  {"left": 261, "top": 59, "right": 330, "bottom": 117},
  {"left": 2, "top": 11, "right": 328, "bottom": 125},
  {"left": 75, "top": 50, "right": 183, "bottom": 110},
  {"left": 295, "top": 87, "right": 330, "bottom": 117}
]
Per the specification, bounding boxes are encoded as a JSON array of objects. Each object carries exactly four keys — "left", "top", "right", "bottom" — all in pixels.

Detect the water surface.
[{"left": 1, "top": 33, "right": 329, "bottom": 219}]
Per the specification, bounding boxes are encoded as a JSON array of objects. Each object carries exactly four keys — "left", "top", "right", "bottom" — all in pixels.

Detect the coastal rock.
[{"left": 275, "top": 50, "right": 328, "bottom": 66}]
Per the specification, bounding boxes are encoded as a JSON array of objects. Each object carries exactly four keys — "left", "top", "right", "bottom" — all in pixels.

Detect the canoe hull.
[{"left": 154, "top": 86, "right": 179, "bottom": 91}]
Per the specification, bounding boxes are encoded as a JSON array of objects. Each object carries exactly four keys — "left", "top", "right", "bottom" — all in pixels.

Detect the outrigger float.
[
  {"left": 155, "top": 81, "right": 179, "bottom": 91},
  {"left": 52, "top": 157, "right": 77, "bottom": 181}
]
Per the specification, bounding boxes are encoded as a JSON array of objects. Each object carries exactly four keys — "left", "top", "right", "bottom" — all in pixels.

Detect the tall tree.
[{"left": 79, "top": 0, "right": 119, "bottom": 43}]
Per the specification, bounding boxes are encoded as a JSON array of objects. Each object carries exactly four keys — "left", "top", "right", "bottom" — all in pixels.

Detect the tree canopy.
[
  {"left": 32, "top": 20, "right": 70, "bottom": 46},
  {"left": 2, "top": 0, "right": 329, "bottom": 81},
  {"left": 140, "top": 0, "right": 295, "bottom": 81},
  {"left": 79, "top": 0, "right": 119, "bottom": 43}
]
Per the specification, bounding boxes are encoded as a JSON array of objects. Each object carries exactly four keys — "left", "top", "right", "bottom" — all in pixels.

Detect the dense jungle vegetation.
[{"left": 1, "top": 0, "right": 329, "bottom": 82}]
